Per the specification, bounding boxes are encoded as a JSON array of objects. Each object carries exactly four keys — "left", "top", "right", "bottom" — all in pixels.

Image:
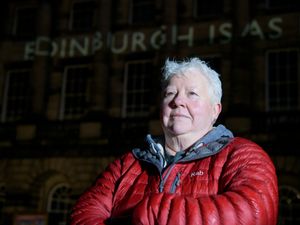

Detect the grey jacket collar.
[{"left": 132, "top": 124, "right": 234, "bottom": 172}]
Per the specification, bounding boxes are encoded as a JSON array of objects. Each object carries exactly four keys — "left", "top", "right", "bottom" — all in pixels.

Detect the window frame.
[
  {"left": 13, "top": 5, "right": 37, "bottom": 39},
  {"left": 278, "top": 185, "right": 300, "bottom": 224},
  {"left": 129, "top": 0, "right": 156, "bottom": 24},
  {"left": 265, "top": 49, "right": 299, "bottom": 112},
  {"left": 266, "top": 0, "right": 300, "bottom": 10},
  {"left": 69, "top": 0, "right": 96, "bottom": 32},
  {"left": 122, "top": 59, "right": 153, "bottom": 118},
  {"left": 59, "top": 64, "right": 91, "bottom": 120},
  {"left": 1, "top": 69, "right": 32, "bottom": 123},
  {"left": 47, "top": 183, "right": 73, "bottom": 225}
]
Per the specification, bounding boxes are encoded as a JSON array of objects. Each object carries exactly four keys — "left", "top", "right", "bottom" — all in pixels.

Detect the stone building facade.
[{"left": 0, "top": 0, "right": 299, "bottom": 224}]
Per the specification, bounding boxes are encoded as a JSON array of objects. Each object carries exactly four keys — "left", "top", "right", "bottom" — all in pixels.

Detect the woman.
[{"left": 70, "top": 58, "right": 278, "bottom": 225}]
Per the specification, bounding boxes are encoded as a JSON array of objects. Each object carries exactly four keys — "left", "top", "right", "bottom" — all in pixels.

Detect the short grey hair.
[{"left": 161, "top": 57, "right": 222, "bottom": 104}]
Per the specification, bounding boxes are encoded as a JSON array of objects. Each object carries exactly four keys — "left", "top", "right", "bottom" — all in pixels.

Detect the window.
[
  {"left": 266, "top": 0, "right": 300, "bottom": 10},
  {"left": 130, "top": 0, "right": 156, "bottom": 24},
  {"left": 278, "top": 185, "right": 300, "bottom": 224},
  {"left": 1, "top": 69, "right": 31, "bottom": 122},
  {"left": 47, "top": 184, "right": 73, "bottom": 225},
  {"left": 70, "top": 0, "right": 96, "bottom": 32},
  {"left": 266, "top": 50, "right": 299, "bottom": 111},
  {"left": 60, "top": 65, "right": 91, "bottom": 120},
  {"left": 194, "top": 0, "right": 223, "bottom": 18},
  {"left": 123, "top": 60, "right": 152, "bottom": 117},
  {"left": 13, "top": 6, "right": 37, "bottom": 39}
]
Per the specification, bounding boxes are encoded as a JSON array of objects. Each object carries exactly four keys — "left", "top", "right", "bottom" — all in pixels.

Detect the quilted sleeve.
[
  {"left": 70, "top": 153, "right": 132, "bottom": 225},
  {"left": 132, "top": 140, "right": 278, "bottom": 225}
]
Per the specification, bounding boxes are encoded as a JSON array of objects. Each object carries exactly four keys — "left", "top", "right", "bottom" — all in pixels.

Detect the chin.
[{"left": 168, "top": 127, "right": 190, "bottom": 136}]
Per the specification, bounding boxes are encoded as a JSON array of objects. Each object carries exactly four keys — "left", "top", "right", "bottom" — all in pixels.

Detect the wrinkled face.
[{"left": 161, "top": 69, "right": 221, "bottom": 139}]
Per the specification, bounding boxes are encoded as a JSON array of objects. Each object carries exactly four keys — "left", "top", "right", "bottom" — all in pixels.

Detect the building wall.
[{"left": 0, "top": 0, "right": 299, "bottom": 224}]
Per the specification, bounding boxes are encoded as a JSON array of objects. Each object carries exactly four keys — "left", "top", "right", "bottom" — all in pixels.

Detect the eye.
[
  {"left": 188, "top": 91, "right": 199, "bottom": 96},
  {"left": 164, "top": 90, "right": 176, "bottom": 97}
]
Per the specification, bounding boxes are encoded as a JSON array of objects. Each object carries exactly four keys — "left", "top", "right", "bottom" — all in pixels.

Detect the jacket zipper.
[
  {"left": 159, "top": 163, "right": 183, "bottom": 193},
  {"left": 159, "top": 165, "right": 173, "bottom": 192},
  {"left": 159, "top": 170, "right": 181, "bottom": 193},
  {"left": 158, "top": 152, "right": 184, "bottom": 192},
  {"left": 170, "top": 172, "right": 181, "bottom": 193}
]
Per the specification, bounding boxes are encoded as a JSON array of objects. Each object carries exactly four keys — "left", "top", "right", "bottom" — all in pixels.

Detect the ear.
[{"left": 213, "top": 103, "right": 222, "bottom": 121}]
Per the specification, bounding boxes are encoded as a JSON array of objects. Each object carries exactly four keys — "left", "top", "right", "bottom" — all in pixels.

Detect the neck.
[
  {"left": 164, "top": 128, "right": 214, "bottom": 156},
  {"left": 164, "top": 135, "right": 200, "bottom": 156}
]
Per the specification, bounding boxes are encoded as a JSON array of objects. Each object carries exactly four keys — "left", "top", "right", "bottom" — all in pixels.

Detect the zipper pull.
[
  {"left": 170, "top": 172, "right": 181, "bottom": 193},
  {"left": 159, "top": 178, "right": 164, "bottom": 192}
]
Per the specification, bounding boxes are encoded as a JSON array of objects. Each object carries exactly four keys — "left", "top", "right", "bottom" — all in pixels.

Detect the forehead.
[{"left": 166, "top": 69, "right": 209, "bottom": 87}]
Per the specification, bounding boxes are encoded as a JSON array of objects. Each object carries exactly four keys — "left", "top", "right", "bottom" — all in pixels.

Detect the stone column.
[
  {"left": 229, "top": 0, "right": 253, "bottom": 111},
  {"left": 90, "top": 0, "right": 112, "bottom": 113},
  {"left": 31, "top": 1, "right": 52, "bottom": 117}
]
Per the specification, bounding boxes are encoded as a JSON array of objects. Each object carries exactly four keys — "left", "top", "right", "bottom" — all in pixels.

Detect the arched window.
[
  {"left": 278, "top": 185, "right": 300, "bottom": 224},
  {"left": 47, "top": 184, "right": 73, "bottom": 225}
]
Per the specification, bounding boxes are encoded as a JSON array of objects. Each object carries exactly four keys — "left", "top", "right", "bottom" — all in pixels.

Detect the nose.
[{"left": 170, "top": 93, "right": 185, "bottom": 108}]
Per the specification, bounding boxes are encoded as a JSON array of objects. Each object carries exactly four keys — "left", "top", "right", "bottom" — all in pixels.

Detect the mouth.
[{"left": 171, "top": 114, "right": 189, "bottom": 119}]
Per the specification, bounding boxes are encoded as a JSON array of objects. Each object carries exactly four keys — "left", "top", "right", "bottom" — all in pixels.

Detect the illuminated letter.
[
  {"left": 24, "top": 41, "right": 35, "bottom": 60},
  {"left": 111, "top": 33, "right": 128, "bottom": 54},
  {"left": 131, "top": 32, "right": 146, "bottom": 51},
  {"left": 209, "top": 25, "right": 215, "bottom": 44},
  {"left": 59, "top": 38, "right": 67, "bottom": 58},
  {"left": 92, "top": 31, "right": 103, "bottom": 53},
  {"left": 35, "top": 36, "right": 51, "bottom": 56},
  {"left": 268, "top": 17, "right": 282, "bottom": 39},
  {"left": 50, "top": 40, "right": 58, "bottom": 57},
  {"left": 219, "top": 23, "right": 232, "bottom": 44},
  {"left": 242, "top": 20, "right": 264, "bottom": 40},
  {"left": 172, "top": 25, "right": 194, "bottom": 47},
  {"left": 150, "top": 26, "right": 166, "bottom": 49},
  {"left": 69, "top": 37, "right": 89, "bottom": 57}
]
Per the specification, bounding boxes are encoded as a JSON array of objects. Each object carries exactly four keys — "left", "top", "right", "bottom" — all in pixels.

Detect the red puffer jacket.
[{"left": 71, "top": 126, "right": 278, "bottom": 225}]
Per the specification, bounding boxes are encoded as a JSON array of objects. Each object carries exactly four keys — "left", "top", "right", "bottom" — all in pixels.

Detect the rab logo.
[{"left": 190, "top": 170, "right": 204, "bottom": 177}]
